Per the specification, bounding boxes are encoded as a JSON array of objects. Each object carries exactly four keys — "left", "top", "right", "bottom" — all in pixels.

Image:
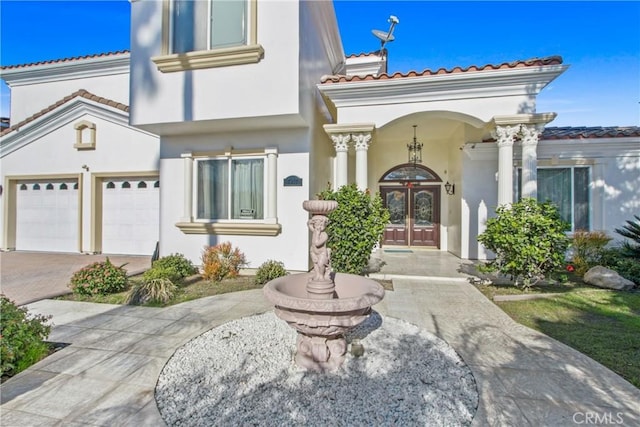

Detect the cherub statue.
[{"left": 308, "top": 216, "right": 331, "bottom": 281}]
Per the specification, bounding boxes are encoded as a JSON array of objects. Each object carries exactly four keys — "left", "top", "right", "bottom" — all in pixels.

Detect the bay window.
[{"left": 517, "top": 166, "right": 590, "bottom": 231}]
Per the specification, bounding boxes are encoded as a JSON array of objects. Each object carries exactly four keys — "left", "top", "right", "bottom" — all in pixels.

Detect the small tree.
[
  {"left": 477, "top": 198, "right": 570, "bottom": 289},
  {"left": 317, "top": 184, "right": 390, "bottom": 275}
]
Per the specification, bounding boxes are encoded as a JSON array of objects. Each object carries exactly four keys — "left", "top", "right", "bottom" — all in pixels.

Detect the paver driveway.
[{"left": 0, "top": 251, "right": 151, "bottom": 306}]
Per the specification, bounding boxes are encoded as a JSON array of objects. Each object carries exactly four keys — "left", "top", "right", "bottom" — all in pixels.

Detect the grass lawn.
[
  {"left": 57, "top": 275, "right": 394, "bottom": 307},
  {"left": 477, "top": 282, "right": 640, "bottom": 388}
]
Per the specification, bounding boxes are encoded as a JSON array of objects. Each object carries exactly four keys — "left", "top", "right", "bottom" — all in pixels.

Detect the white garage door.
[
  {"left": 102, "top": 178, "right": 159, "bottom": 256},
  {"left": 15, "top": 179, "right": 79, "bottom": 252}
]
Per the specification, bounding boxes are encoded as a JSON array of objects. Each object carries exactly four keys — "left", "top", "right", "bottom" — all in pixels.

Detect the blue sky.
[{"left": 1, "top": 1, "right": 638, "bottom": 127}]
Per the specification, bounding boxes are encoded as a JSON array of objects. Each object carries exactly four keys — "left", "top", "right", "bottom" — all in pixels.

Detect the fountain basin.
[{"left": 263, "top": 272, "right": 385, "bottom": 371}]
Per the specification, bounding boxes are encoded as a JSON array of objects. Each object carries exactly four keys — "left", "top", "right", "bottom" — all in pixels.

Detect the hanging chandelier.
[{"left": 407, "top": 125, "right": 423, "bottom": 166}]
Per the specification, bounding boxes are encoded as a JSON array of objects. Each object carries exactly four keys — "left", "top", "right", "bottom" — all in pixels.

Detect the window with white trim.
[
  {"left": 517, "top": 166, "right": 590, "bottom": 231},
  {"left": 171, "top": 0, "right": 248, "bottom": 54},
  {"left": 196, "top": 156, "right": 264, "bottom": 220}
]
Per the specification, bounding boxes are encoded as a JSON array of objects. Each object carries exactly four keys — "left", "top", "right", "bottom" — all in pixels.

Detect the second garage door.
[{"left": 101, "top": 178, "right": 159, "bottom": 256}]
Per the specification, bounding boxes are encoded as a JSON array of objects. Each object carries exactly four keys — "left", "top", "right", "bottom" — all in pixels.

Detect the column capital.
[
  {"left": 520, "top": 124, "right": 543, "bottom": 146},
  {"left": 352, "top": 133, "right": 372, "bottom": 151},
  {"left": 491, "top": 125, "right": 519, "bottom": 147},
  {"left": 329, "top": 133, "right": 351, "bottom": 152}
]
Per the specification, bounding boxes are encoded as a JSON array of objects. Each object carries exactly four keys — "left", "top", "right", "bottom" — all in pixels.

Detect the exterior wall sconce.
[
  {"left": 407, "top": 125, "right": 423, "bottom": 166},
  {"left": 444, "top": 181, "right": 455, "bottom": 195},
  {"left": 82, "top": 164, "right": 90, "bottom": 172}
]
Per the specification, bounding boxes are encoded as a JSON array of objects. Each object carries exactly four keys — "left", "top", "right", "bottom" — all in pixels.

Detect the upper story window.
[
  {"left": 172, "top": 0, "right": 247, "bottom": 53},
  {"left": 517, "top": 166, "right": 590, "bottom": 231},
  {"left": 152, "top": 0, "right": 263, "bottom": 72}
]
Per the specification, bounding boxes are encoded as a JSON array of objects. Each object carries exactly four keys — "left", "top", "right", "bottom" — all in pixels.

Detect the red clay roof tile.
[
  {"left": 0, "top": 89, "right": 129, "bottom": 137},
  {"left": 481, "top": 126, "right": 640, "bottom": 142},
  {"left": 322, "top": 55, "right": 564, "bottom": 84},
  {"left": 1, "top": 50, "right": 129, "bottom": 70}
]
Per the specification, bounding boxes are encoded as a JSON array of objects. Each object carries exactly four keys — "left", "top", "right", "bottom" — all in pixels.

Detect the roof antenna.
[{"left": 371, "top": 15, "right": 399, "bottom": 73}]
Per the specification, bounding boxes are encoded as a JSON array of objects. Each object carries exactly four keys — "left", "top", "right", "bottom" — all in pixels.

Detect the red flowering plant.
[
  {"left": 69, "top": 258, "right": 128, "bottom": 296},
  {"left": 566, "top": 264, "right": 575, "bottom": 273}
]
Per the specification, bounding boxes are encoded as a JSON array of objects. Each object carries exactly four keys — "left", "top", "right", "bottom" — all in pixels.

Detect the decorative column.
[
  {"left": 180, "top": 152, "right": 193, "bottom": 222},
  {"left": 265, "top": 148, "right": 278, "bottom": 223},
  {"left": 330, "top": 134, "right": 350, "bottom": 189},
  {"left": 520, "top": 124, "right": 543, "bottom": 199},
  {"left": 352, "top": 132, "right": 372, "bottom": 191},
  {"left": 492, "top": 126, "right": 519, "bottom": 206}
]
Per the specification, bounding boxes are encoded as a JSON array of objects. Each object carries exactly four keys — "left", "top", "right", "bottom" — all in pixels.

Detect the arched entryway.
[{"left": 379, "top": 164, "right": 441, "bottom": 248}]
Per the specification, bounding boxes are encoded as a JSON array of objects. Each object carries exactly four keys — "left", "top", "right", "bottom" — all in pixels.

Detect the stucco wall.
[
  {"left": 130, "top": 0, "right": 301, "bottom": 128},
  {"left": 299, "top": 0, "right": 342, "bottom": 198},
  {"left": 534, "top": 139, "right": 640, "bottom": 240},
  {"left": 8, "top": 72, "right": 129, "bottom": 125},
  {"left": 0, "top": 112, "right": 159, "bottom": 252},
  {"left": 158, "top": 129, "right": 312, "bottom": 272},
  {"left": 461, "top": 146, "right": 498, "bottom": 259}
]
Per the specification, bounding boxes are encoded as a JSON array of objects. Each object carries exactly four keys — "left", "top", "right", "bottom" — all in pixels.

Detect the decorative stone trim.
[
  {"left": 152, "top": 44, "right": 264, "bottom": 73},
  {"left": 73, "top": 120, "right": 96, "bottom": 150},
  {"left": 175, "top": 221, "right": 281, "bottom": 236}
]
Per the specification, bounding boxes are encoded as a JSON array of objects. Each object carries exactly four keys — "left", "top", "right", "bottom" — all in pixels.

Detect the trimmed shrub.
[
  {"left": 317, "top": 183, "right": 390, "bottom": 275},
  {"left": 254, "top": 260, "right": 288, "bottom": 285},
  {"left": 125, "top": 278, "right": 178, "bottom": 305},
  {"left": 202, "top": 242, "right": 247, "bottom": 282},
  {"left": 151, "top": 253, "right": 198, "bottom": 279},
  {"left": 143, "top": 265, "right": 182, "bottom": 284},
  {"left": 571, "top": 230, "right": 613, "bottom": 277},
  {"left": 68, "top": 258, "right": 128, "bottom": 296},
  {"left": 477, "top": 198, "right": 570, "bottom": 289},
  {"left": 615, "top": 215, "right": 640, "bottom": 259},
  {"left": 1, "top": 295, "right": 51, "bottom": 377}
]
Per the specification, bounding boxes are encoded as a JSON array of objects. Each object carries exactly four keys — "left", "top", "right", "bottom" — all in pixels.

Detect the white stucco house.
[
  {"left": 2, "top": 0, "right": 638, "bottom": 270},
  {"left": 0, "top": 51, "right": 161, "bottom": 256}
]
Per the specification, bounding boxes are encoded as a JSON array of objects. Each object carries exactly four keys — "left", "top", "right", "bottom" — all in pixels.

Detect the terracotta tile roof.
[
  {"left": 0, "top": 89, "right": 129, "bottom": 136},
  {"left": 541, "top": 126, "right": 640, "bottom": 139},
  {"left": 482, "top": 126, "right": 640, "bottom": 143},
  {"left": 321, "top": 55, "right": 563, "bottom": 84},
  {"left": 1, "top": 50, "right": 129, "bottom": 70},
  {"left": 346, "top": 51, "right": 381, "bottom": 58}
]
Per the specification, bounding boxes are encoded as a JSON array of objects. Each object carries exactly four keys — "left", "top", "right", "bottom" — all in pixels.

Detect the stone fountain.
[{"left": 263, "top": 200, "right": 385, "bottom": 372}]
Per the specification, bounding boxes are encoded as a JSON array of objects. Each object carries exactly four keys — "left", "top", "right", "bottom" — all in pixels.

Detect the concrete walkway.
[{"left": 1, "top": 250, "right": 639, "bottom": 426}]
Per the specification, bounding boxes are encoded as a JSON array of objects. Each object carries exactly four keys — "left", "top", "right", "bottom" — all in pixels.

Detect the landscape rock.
[{"left": 584, "top": 266, "right": 635, "bottom": 291}]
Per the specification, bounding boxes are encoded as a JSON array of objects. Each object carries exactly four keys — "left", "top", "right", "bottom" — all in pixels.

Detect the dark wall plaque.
[{"left": 283, "top": 175, "right": 303, "bottom": 187}]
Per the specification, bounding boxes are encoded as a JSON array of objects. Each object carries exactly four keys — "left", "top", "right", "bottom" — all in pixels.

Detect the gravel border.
[{"left": 156, "top": 311, "right": 478, "bottom": 426}]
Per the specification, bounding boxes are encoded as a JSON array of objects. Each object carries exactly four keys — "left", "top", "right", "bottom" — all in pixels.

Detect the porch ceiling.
[{"left": 375, "top": 114, "right": 482, "bottom": 144}]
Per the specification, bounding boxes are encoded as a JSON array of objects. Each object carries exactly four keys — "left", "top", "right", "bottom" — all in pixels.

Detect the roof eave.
[
  {"left": 317, "top": 64, "right": 569, "bottom": 108},
  {"left": 1, "top": 54, "right": 130, "bottom": 87}
]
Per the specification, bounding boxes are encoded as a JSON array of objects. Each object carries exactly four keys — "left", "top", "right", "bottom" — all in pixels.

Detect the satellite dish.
[
  {"left": 372, "top": 29, "right": 395, "bottom": 44},
  {"left": 371, "top": 15, "right": 399, "bottom": 50}
]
